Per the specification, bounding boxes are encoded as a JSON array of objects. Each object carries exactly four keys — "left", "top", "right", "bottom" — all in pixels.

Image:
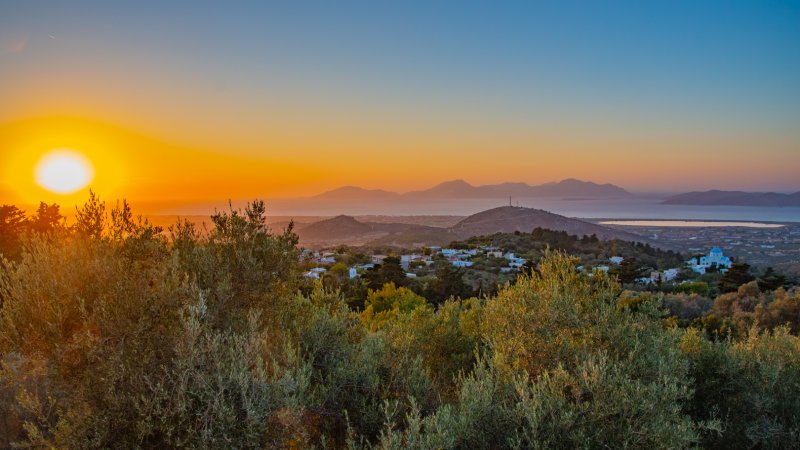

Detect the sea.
[
  {"left": 259, "top": 197, "right": 800, "bottom": 223},
  {"left": 152, "top": 197, "right": 800, "bottom": 224}
]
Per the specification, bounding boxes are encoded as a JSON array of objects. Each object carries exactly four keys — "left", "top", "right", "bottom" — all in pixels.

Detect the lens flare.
[{"left": 34, "top": 149, "right": 95, "bottom": 194}]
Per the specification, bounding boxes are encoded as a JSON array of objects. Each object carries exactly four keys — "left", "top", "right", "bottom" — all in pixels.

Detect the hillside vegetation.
[
  {"left": 451, "top": 227, "right": 684, "bottom": 270},
  {"left": 1, "top": 196, "right": 799, "bottom": 449},
  {"left": 296, "top": 206, "right": 650, "bottom": 248}
]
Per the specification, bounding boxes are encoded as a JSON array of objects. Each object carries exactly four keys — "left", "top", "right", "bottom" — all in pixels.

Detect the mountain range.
[
  {"left": 312, "top": 178, "right": 632, "bottom": 201},
  {"left": 663, "top": 190, "right": 800, "bottom": 207},
  {"left": 295, "top": 205, "right": 649, "bottom": 247}
]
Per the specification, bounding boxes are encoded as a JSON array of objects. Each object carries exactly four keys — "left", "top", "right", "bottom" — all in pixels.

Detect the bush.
[
  {"left": 361, "top": 283, "right": 427, "bottom": 331},
  {"left": 365, "top": 252, "right": 702, "bottom": 449},
  {"left": 681, "top": 327, "right": 800, "bottom": 448},
  {"left": 2, "top": 196, "right": 799, "bottom": 449}
]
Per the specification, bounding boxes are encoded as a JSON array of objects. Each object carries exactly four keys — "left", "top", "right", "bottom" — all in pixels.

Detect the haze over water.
[
  {"left": 601, "top": 220, "right": 785, "bottom": 228},
  {"left": 157, "top": 197, "right": 800, "bottom": 223}
]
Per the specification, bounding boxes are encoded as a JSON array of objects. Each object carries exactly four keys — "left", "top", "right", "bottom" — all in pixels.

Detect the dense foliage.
[
  {"left": 1, "top": 197, "right": 799, "bottom": 448},
  {"left": 451, "top": 227, "right": 686, "bottom": 271}
]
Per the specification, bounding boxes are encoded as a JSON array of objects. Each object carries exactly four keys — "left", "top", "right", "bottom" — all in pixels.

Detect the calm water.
[
  {"left": 164, "top": 197, "right": 800, "bottom": 223},
  {"left": 274, "top": 198, "right": 800, "bottom": 222},
  {"left": 600, "top": 220, "right": 784, "bottom": 228}
]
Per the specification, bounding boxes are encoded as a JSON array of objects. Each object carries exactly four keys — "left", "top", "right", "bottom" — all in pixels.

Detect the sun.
[{"left": 34, "top": 149, "right": 95, "bottom": 194}]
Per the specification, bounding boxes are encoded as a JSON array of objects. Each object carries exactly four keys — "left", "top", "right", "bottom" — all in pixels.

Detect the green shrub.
[{"left": 682, "top": 327, "right": 800, "bottom": 449}]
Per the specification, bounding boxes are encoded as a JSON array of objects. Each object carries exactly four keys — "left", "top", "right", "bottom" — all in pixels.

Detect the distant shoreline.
[{"left": 598, "top": 220, "right": 785, "bottom": 228}]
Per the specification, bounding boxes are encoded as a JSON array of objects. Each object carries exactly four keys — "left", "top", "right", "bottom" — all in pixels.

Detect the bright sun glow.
[{"left": 35, "top": 149, "right": 95, "bottom": 194}]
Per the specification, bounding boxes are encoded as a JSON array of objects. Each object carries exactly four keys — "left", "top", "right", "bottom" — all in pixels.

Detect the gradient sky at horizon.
[{"left": 1, "top": 0, "right": 799, "bottom": 203}]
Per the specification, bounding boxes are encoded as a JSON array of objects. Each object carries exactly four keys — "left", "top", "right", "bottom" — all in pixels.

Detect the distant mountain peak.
[
  {"left": 403, "top": 179, "right": 478, "bottom": 198},
  {"left": 309, "top": 178, "right": 632, "bottom": 201},
  {"left": 530, "top": 179, "right": 631, "bottom": 198},
  {"left": 312, "top": 186, "right": 399, "bottom": 201},
  {"left": 330, "top": 214, "right": 358, "bottom": 221},
  {"left": 558, "top": 178, "right": 611, "bottom": 187},
  {"left": 663, "top": 190, "right": 800, "bottom": 207},
  {"left": 437, "top": 179, "right": 472, "bottom": 186}
]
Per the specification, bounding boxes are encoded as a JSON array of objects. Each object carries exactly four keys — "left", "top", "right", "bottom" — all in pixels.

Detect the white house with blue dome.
[{"left": 687, "top": 247, "right": 733, "bottom": 274}]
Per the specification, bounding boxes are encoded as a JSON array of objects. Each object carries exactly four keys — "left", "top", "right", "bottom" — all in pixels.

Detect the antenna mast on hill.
[{"left": 509, "top": 196, "right": 512, "bottom": 207}]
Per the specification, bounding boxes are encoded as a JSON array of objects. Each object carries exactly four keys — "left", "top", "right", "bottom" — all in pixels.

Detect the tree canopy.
[{"left": 0, "top": 197, "right": 798, "bottom": 449}]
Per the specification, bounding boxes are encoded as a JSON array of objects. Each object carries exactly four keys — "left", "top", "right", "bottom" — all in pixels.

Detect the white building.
[
  {"left": 508, "top": 259, "right": 526, "bottom": 269},
  {"left": 646, "top": 268, "right": 679, "bottom": 284},
  {"left": 609, "top": 256, "right": 624, "bottom": 265},
  {"left": 649, "top": 271, "right": 662, "bottom": 283},
  {"left": 687, "top": 247, "right": 732, "bottom": 274},
  {"left": 662, "top": 268, "right": 679, "bottom": 281},
  {"left": 451, "top": 260, "right": 474, "bottom": 268},
  {"left": 304, "top": 266, "right": 329, "bottom": 279},
  {"left": 500, "top": 252, "right": 525, "bottom": 268}
]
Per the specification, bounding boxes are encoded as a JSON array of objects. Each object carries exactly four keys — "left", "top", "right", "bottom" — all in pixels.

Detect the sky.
[{"left": 1, "top": 0, "right": 799, "bottom": 206}]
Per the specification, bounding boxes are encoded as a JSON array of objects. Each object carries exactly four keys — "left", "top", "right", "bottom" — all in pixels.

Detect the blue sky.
[{"left": 1, "top": 1, "right": 799, "bottom": 192}]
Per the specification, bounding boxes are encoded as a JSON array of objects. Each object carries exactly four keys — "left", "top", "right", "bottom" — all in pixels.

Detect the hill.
[
  {"left": 663, "top": 190, "right": 800, "bottom": 207},
  {"left": 366, "top": 228, "right": 459, "bottom": 248},
  {"left": 404, "top": 178, "right": 632, "bottom": 199},
  {"left": 312, "top": 186, "right": 400, "bottom": 201},
  {"left": 296, "top": 215, "right": 444, "bottom": 246},
  {"left": 296, "top": 215, "right": 376, "bottom": 243},
  {"left": 297, "top": 206, "right": 653, "bottom": 248},
  {"left": 403, "top": 179, "right": 479, "bottom": 198},
  {"left": 449, "top": 206, "right": 649, "bottom": 243},
  {"left": 528, "top": 178, "right": 631, "bottom": 198},
  {"left": 312, "top": 178, "right": 632, "bottom": 201}
]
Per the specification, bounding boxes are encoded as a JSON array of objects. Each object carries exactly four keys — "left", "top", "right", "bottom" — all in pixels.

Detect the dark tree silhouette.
[
  {"left": 718, "top": 262, "right": 754, "bottom": 293},
  {"left": 378, "top": 256, "right": 407, "bottom": 288},
  {"left": 425, "top": 263, "right": 475, "bottom": 305},
  {"left": 0, "top": 205, "right": 27, "bottom": 258},
  {"left": 29, "top": 202, "right": 65, "bottom": 235},
  {"left": 74, "top": 190, "right": 106, "bottom": 240},
  {"left": 757, "top": 267, "right": 788, "bottom": 292},
  {"left": 616, "top": 257, "right": 643, "bottom": 284}
]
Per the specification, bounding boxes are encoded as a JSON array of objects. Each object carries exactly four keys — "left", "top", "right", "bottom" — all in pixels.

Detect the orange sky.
[
  {"left": 1, "top": 114, "right": 798, "bottom": 209},
  {"left": 1, "top": 2, "right": 799, "bottom": 208}
]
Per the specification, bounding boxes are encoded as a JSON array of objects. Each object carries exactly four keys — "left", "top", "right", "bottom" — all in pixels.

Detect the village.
[
  {"left": 302, "top": 245, "right": 526, "bottom": 279},
  {"left": 600, "top": 221, "right": 800, "bottom": 277},
  {"left": 300, "top": 242, "right": 736, "bottom": 287}
]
